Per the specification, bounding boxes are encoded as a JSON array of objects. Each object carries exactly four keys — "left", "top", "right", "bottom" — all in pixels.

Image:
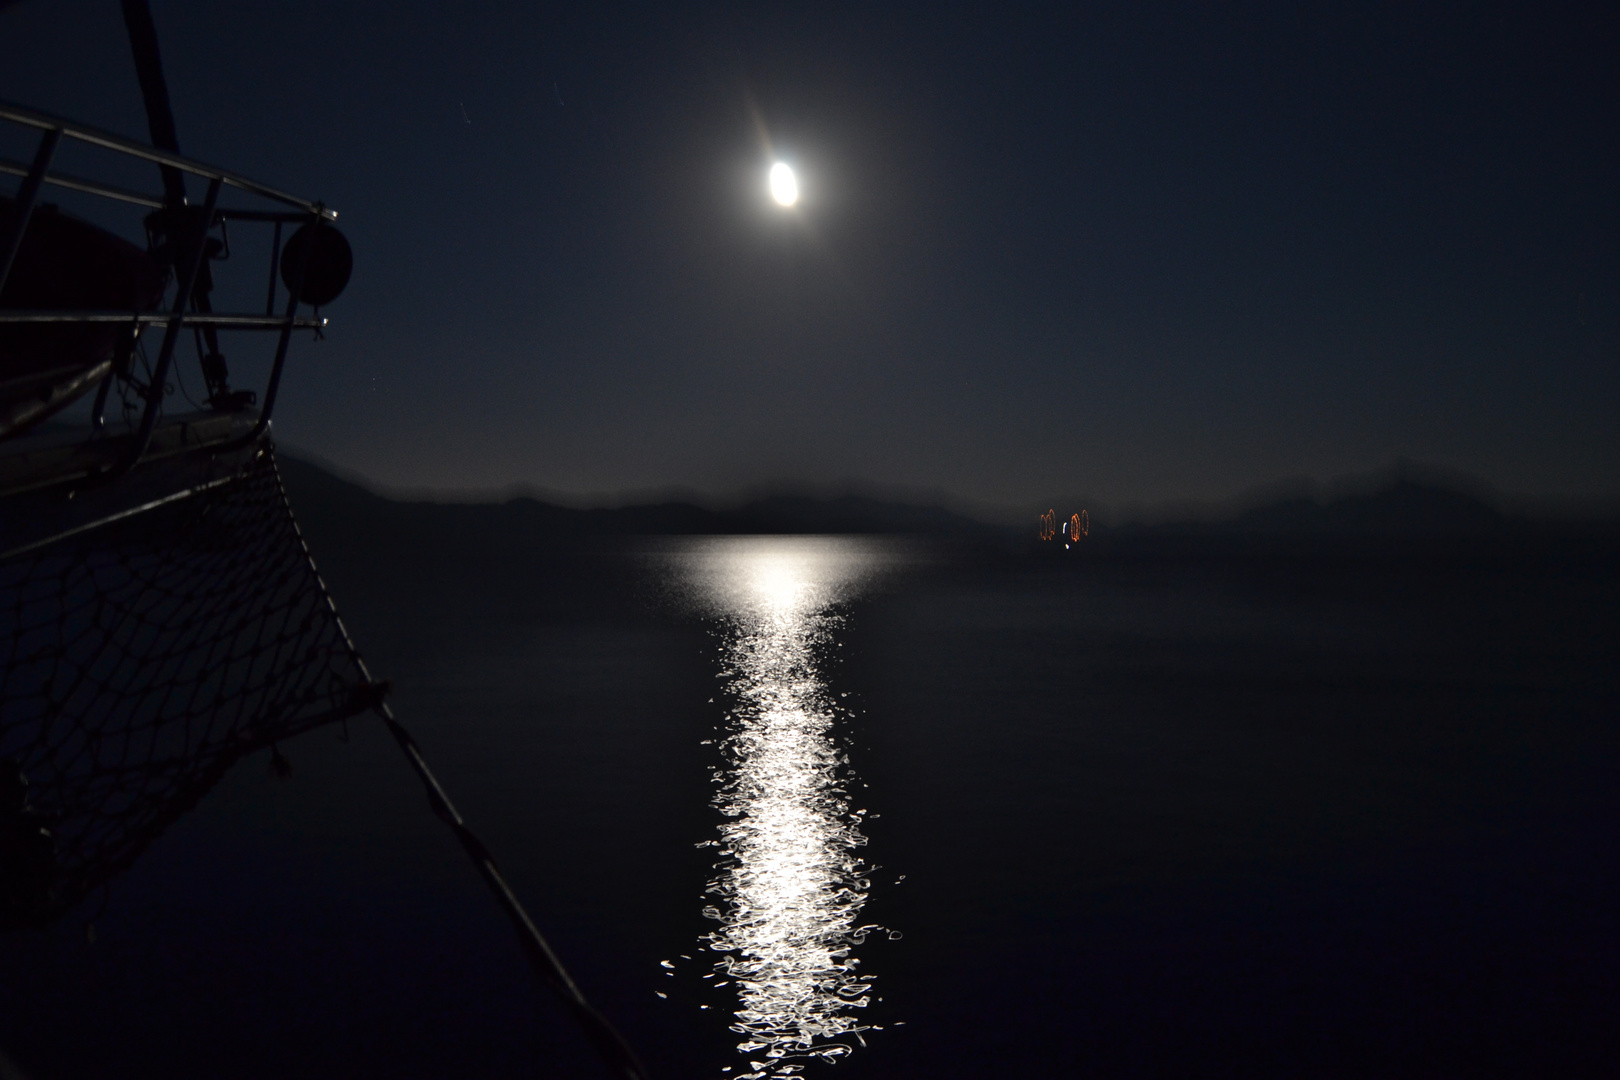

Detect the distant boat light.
[{"left": 769, "top": 162, "right": 799, "bottom": 206}]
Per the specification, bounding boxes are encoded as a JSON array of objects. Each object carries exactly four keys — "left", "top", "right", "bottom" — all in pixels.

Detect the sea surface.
[{"left": 2, "top": 514, "right": 1618, "bottom": 1078}]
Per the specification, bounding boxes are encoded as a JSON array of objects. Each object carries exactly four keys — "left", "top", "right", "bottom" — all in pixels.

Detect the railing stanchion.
[
  {"left": 265, "top": 220, "right": 282, "bottom": 316},
  {"left": 248, "top": 211, "right": 313, "bottom": 440},
  {"left": 119, "top": 175, "right": 221, "bottom": 472},
  {"left": 0, "top": 126, "right": 62, "bottom": 297}
]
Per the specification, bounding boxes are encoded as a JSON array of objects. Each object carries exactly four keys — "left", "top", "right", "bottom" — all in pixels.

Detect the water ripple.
[{"left": 670, "top": 538, "right": 894, "bottom": 1077}]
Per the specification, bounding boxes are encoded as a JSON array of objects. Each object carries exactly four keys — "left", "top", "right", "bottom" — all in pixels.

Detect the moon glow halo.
[{"left": 769, "top": 162, "right": 799, "bottom": 207}]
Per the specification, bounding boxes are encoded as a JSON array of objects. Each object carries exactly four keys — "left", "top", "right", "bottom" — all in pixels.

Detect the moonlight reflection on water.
[{"left": 671, "top": 538, "right": 895, "bottom": 1077}]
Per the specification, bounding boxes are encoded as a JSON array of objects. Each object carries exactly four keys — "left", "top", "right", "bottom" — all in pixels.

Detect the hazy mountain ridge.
[
  {"left": 275, "top": 453, "right": 1618, "bottom": 544},
  {"left": 1163, "top": 479, "right": 1513, "bottom": 537},
  {"left": 274, "top": 454, "right": 1004, "bottom": 540}
]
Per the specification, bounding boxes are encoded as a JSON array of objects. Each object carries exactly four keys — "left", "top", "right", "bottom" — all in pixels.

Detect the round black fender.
[{"left": 279, "top": 222, "right": 352, "bottom": 307}]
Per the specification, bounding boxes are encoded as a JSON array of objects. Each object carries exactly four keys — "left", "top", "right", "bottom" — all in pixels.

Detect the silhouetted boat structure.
[{"left": 0, "top": 4, "right": 646, "bottom": 1077}]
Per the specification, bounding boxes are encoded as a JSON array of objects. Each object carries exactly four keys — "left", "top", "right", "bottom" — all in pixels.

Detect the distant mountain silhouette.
[
  {"left": 729, "top": 494, "right": 997, "bottom": 536},
  {"left": 276, "top": 453, "right": 1613, "bottom": 548},
  {"left": 1227, "top": 479, "right": 1509, "bottom": 535},
  {"left": 274, "top": 454, "right": 1000, "bottom": 540}
]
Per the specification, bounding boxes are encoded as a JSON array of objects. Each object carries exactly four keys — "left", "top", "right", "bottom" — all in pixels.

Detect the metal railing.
[
  {"left": 2, "top": 91, "right": 652, "bottom": 1080},
  {"left": 0, "top": 100, "right": 335, "bottom": 217},
  {"left": 0, "top": 99, "right": 338, "bottom": 470}
]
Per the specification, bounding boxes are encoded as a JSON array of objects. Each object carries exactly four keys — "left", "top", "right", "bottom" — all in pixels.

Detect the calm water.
[{"left": 2, "top": 529, "right": 1618, "bottom": 1078}]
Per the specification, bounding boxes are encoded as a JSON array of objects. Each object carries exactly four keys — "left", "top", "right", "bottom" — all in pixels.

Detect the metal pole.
[
  {"left": 0, "top": 101, "right": 336, "bottom": 216},
  {"left": 0, "top": 126, "right": 61, "bottom": 297},
  {"left": 119, "top": 0, "right": 187, "bottom": 209},
  {"left": 247, "top": 288, "right": 299, "bottom": 440},
  {"left": 265, "top": 220, "right": 282, "bottom": 316},
  {"left": 120, "top": 0, "right": 237, "bottom": 405},
  {"left": 246, "top": 215, "right": 313, "bottom": 440},
  {"left": 120, "top": 175, "right": 222, "bottom": 471},
  {"left": 90, "top": 355, "right": 118, "bottom": 433}
]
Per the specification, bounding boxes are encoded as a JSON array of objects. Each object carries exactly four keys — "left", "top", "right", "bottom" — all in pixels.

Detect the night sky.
[{"left": 2, "top": 1, "right": 1615, "bottom": 517}]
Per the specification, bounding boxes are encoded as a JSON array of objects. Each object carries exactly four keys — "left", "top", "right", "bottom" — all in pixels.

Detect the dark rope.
[
  {"left": 266, "top": 456, "right": 652, "bottom": 1080},
  {"left": 375, "top": 705, "right": 651, "bottom": 1080}
]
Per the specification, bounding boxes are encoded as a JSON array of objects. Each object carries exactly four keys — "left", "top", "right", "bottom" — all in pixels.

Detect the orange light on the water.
[{"left": 1038, "top": 508, "right": 1088, "bottom": 546}]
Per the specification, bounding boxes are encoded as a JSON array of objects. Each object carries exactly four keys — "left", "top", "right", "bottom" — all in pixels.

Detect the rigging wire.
[{"left": 268, "top": 457, "right": 653, "bottom": 1080}]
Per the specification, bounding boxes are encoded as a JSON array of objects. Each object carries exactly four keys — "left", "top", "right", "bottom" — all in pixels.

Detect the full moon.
[{"left": 769, "top": 162, "right": 799, "bottom": 207}]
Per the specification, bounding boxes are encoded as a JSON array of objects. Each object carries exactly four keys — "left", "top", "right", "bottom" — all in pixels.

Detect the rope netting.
[
  {"left": 0, "top": 446, "right": 383, "bottom": 926},
  {"left": 0, "top": 445, "right": 651, "bottom": 1078}
]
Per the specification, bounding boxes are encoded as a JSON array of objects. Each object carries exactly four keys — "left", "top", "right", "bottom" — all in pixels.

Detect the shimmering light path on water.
[{"left": 669, "top": 538, "right": 897, "bottom": 1078}]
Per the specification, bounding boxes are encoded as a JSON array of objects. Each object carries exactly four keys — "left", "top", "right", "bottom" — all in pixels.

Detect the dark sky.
[{"left": 2, "top": 1, "right": 1616, "bottom": 515}]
